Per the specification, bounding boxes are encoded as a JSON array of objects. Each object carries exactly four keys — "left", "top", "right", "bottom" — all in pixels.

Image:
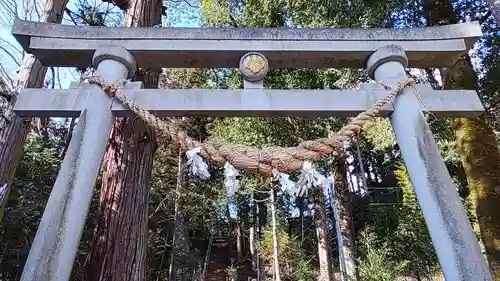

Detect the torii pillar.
[
  {"left": 366, "top": 45, "right": 491, "bottom": 280},
  {"left": 20, "top": 46, "right": 136, "bottom": 281}
]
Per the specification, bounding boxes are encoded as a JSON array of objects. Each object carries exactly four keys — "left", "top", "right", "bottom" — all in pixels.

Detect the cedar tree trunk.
[{"left": 84, "top": 0, "right": 162, "bottom": 280}]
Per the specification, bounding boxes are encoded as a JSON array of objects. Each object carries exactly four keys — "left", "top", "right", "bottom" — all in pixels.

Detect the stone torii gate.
[{"left": 10, "top": 19, "right": 492, "bottom": 280}]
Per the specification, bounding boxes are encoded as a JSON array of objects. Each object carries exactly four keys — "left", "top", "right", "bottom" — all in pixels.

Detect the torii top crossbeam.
[{"left": 12, "top": 19, "right": 482, "bottom": 69}]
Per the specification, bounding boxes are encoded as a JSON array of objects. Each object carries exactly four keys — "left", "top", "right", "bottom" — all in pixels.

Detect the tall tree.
[
  {"left": 425, "top": 0, "right": 500, "bottom": 277},
  {"left": 333, "top": 157, "right": 358, "bottom": 280},
  {"left": 160, "top": 68, "right": 211, "bottom": 281},
  {"left": 0, "top": 0, "right": 69, "bottom": 222},
  {"left": 312, "top": 188, "right": 335, "bottom": 281},
  {"left": 236, "top": 194, "right": 248, "bottom": 263},
  {"left": 168, "top": 148, "right": 192, "bottom": 281},
  {"left": 270, "top": 188, "right": 282, "bottom": 281},
  {"left": 84, "top": 0, "right": 162, "bottom": 280}
]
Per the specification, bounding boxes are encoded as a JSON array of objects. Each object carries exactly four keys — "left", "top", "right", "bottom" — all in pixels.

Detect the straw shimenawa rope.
[{"left": 87, "top": 76, "right": 414, "bottom": 177}]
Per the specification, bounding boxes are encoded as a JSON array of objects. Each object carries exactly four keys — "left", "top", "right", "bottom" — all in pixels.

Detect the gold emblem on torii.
[
  {"left": 244, "top": 54, "right": 266, "bottom": 74},
  {"left": 239, "top": 52, "right": 269, "bottom": 82}
]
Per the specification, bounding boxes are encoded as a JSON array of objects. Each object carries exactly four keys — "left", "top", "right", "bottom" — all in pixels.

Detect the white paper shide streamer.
[
  {"left": 186, "top": 147, "right": 211, "bottom": 180},
  {"left": 272, "top": 169, "right": 297, "bottom": 196},
  {"left": 224, "top": 162, "right": 240, "bottom": 197},
  {"left": 295, "top": 161, "right": 329, "bottom": 197}
]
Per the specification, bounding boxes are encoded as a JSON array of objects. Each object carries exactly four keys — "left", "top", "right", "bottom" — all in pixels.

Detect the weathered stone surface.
[
  {"left": 368, "top": 45, "right": 492, "bottom": 281},
  {"left": 13, "top": 83, "right": 484, "bottom": 118},
  {"left": 12, "top": 19, "right": 481, "bottom": 43},
  {"left": 20, "top": 46, "right": 136, "bottom": 281},
  {"left": 12, "top": 19, "right": 482, "bottom": 69}
]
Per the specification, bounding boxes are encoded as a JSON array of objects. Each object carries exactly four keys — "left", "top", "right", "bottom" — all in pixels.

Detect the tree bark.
[
  {"left": 254, "top": 192, "right": 266, "bottom": 280},
  {"left": 270, "top": 189, "right": 281, "bottom": 281},
  {"left": 425, "top": 0, "right": 500, "bottom": 277},
  {"left": 0, "top": 0, "right": 68, "bottom": 222},
  {"left": 250, "top": 193, "right": 257, "bottom": 270},
  {"left": 333, "top": 158, "right": 358, "bottom": 280},
  {"left": 256, "top": 192, "right": 268, "bottom": 234},
  {"left": 313, "top": 189, "right": 334, "bottom": 281},
  {"left": 297, "top": 197, "right": 306, "bottom": 242},
  {"left": 237, "top": 207, "right": 244, "bottom": 263},
  {"left": 249, "top": 224, "right": 256, "bottom": 266},
  {"left": 168, "top": 150, "right": 192, "bottom": 281},
  {"left": 84, "top": 0, "right": 161, "bottom": 280},
  {"left": 84, "top": 117, "right": 155, "bottom": 281},
  {"left": 227, "top": 197, "right": 233, "bottom": 244}
]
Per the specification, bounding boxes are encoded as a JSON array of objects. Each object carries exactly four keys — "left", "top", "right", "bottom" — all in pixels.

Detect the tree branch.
[
  {"left": 59, "top": 117, "right": 77, "bottom": 160},
  {"left": 168, "top": 0, "right": 198, "bottom": 8},
  {"left": 56, "top": 67, "right": 62, "bottom": 89},
  {"left": 65, "top": 8, "right": 79, "bottom": 25},
  {"left": 50, "top": 67, "right": 55, "bottom": 89},
  {"left": 229, "top": 14, "right": 239, "bottom": 27},
  {"left": 486, "top": 99, "right": 500, "bottom": 112},
  {"left": 425, "top": 68, "right": 441, "bottom": 90},
  {"left": 32, "top": 0, "right": 41, "bottom": 20},
  {"left": 0, "top": 63, "right": 14, "bottom": 94},
  {"left": 0, "top": 45, "right": 21, "bottom": 67},
  {"left": 148, "top": 196, "right": 169, "bottom": 219},
  {"left": 0, "top": 37, "right": 22, "bottom": 55},
  {"left": 0, "top": 0, "right": 17, "bottom": 27}
]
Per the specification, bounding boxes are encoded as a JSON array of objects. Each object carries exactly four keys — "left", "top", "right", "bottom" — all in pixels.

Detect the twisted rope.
[{"left": 86, "top": 76, "right": 414, "bottom": 177}]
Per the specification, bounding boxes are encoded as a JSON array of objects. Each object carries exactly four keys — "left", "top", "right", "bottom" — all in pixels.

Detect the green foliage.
[
  {"left": 259, "top": 226, "right": 317, "bottom": 280},
  {"left": 15, "top": 134, "right": 60, "bottom": 188},
  {"left": 293, "top": 259, "right": 317, "bottom": 281},
  {"left": 0, "top": 134, "right": 60, "bottom": 279},
  {"left": 72, "top": 0, "right": 108, "bottom": 26},
  {"left": 210, "top": 117, "right": 306, "bottom": 147},
  {"left": 147, "top": 68, "right": 228, "bottom": 280},
  {"left": 225, "top": 259, "right": 241, "bottom": 279},
  {"left": 394, "top": 164, "right": 439, "bottom": 275},
  {"left": 241, "top": 0, "right": 285, "bottom": 27},
  {"left": 0, "top": 118, "right": 102, "bottom": 280},
  {"left": 362, "top": 118, "right": 396, "bottom": 151},
  {"left": 358, "top": 162, "right": 440, "bottom": 280},
  {"left": 393, "top": 163, "right": 416, "bottom": 205},
  {"left": 358, "top": 228, "right": 408, "bottom": 281},
  {"left": 282, "top": 0, "right": 404, "bottom": 28},
  {"left": 201, "top": 0, "right": 231, "bottom": 27}
]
